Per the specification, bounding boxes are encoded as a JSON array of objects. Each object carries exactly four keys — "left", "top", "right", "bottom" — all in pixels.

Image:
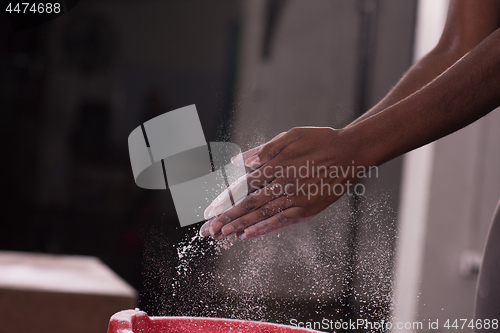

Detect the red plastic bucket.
[{"left": 108, "top": 309, "right": 324, "bottom": 333}]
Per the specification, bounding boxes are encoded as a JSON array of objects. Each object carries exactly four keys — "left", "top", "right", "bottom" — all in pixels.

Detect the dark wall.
[{"left": 0, "top": 0, "right": 240, "bottom": 311}]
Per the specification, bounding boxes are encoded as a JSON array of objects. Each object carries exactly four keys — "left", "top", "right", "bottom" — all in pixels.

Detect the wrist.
[{"left": 338, "top": 121, "right": 382, "bottom": 171}]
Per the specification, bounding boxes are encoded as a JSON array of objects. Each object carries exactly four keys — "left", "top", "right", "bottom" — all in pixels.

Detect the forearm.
[
  {"left": 347, "top": 40, "right": 466, "bottom": 127},
  {"left": 347, "top": 28, "right": 500, "bottom": 168},
  {"left": 348, "top": 0, "right": 500, "bottom": 128},
  {"left": 347, "top": 46, "right": 466, "bottom": 128}
]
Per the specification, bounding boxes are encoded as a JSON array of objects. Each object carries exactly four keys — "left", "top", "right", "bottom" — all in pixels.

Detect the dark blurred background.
[
  {"left": 0, "top": 0, "right": 415, "bottom": 321},
  {"left": 0, "top": 0, "right": 240, "bottom": 312},
  {"left": 0, "top": 0, "right": 441, "bottom": 331},
  {"left": 3, "top": 0, "right": 500, "bottom": 330}
]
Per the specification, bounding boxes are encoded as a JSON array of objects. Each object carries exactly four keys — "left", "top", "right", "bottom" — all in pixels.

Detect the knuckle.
[
  {"left": 260, "top": 142, "right": 275, "bottom": 158},
  {"left": 288, "top": 127, "right": 303, "bottom": 137},
  {"left": 231, "top": 219, "right": 245, "bottom": 231},
  {"left": 218, "top": 212, "right": 232, "bottom": 224},
  {"left": 271, "top": 132, "right": 286, "bottom": 141},
  {"left": 243, "top": 195, "right": 259, "bottom": 211},
  {"left": 235, "top": 216, "right": 255, "bottom": 230},
  {"left": 258, "top": 205, "right": 273, "bottom": 218},
  {"left": 276, "top": 212, "right": 289, "bottom": 224}
]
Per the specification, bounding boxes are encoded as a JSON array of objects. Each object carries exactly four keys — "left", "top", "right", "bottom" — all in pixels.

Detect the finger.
[
  {"left": 199, "top": 218, "right": 227, "bottom": 239},
  {"left": 206, "top": 131, "right": 297, "bottom": 219},
  {"left": 204, "top": 173, "right": 250, "bottom": 220},
  {"left": 204, "top": 165, "right": 277, "bottom": 220},
  {"left": 207, "top": 179, "right": 288, "bottom": 236},
  {"left": 244, "top": 130, "right": 302, "bottom": 169},
  {"left": 199, "top": 218, "right": 214, "bottom": 237},
  {"left": 230, "top": 132, "right": 286, "bottom": 167},
  {"left": 238, "top": 207, "right": 309, "bottom": 240},
  {"left": 230, "top": 146, "right": 261, "bottom": 168},
  {"left": 211, "top": 231, "right": 225, "bottom": 240},
  {"left": 221, "top": 195, "right": 295, "bottom": 236}
]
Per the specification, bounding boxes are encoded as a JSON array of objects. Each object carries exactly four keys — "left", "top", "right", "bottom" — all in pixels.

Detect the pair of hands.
[{"left": 199, "top": 126, "right": 365, "bottom": 240}]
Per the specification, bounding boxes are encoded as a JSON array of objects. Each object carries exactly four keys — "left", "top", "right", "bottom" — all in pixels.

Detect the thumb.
[
  {"left": 231, "top": 132, "right": 285, "bottom": 167},
  {"left": 244, "top": 128, "right": 302, "bottom": 169}
]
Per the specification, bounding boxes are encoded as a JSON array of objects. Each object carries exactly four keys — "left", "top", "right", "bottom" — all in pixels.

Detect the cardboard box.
[{"left": 0, "top": 251, "right": 138, "bottom": 333}]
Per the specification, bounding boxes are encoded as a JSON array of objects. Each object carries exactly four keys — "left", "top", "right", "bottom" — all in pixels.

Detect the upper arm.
[{"left": 437, "top": 0, "right": 500, "bottom": 54}]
